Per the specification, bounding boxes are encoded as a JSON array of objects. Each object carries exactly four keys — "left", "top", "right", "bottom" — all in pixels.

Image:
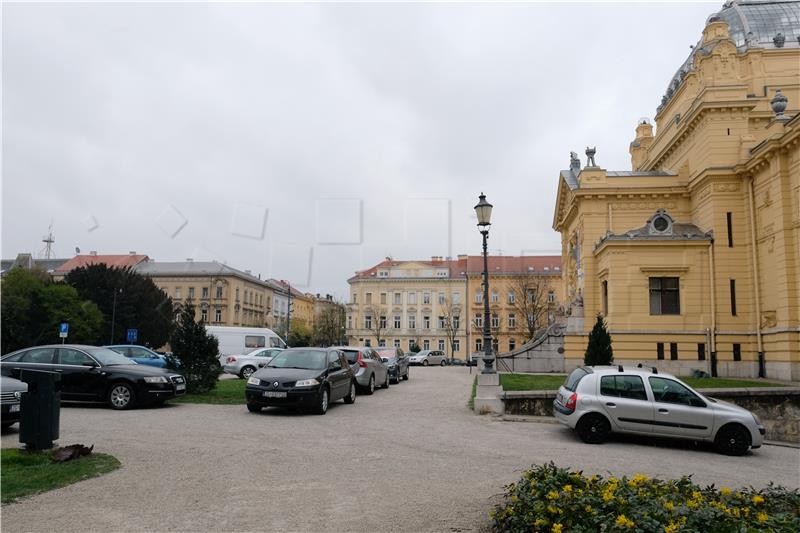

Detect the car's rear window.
[
  {"left": 564, "top": 368, "right": 590, "bottom": 392},
  {"left": 342, "top": 350, "right": 359, "bottom": 364}
]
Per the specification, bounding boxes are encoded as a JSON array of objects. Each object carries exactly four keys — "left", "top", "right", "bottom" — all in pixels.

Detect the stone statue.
[
  {"left": 585, "top": 146, "right": 597, "bottom": 167},
  {"left": 570, "top": 151, "right": 580, "bottom": 172}
]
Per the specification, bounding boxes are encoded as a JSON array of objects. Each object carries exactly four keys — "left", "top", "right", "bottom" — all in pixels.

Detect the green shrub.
[{"left": 490, "top": 463, "right": 799, "bottom": 532}]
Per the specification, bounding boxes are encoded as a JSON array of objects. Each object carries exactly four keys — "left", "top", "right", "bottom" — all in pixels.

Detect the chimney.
[
  {"left": 129, "top": 251, "right": 137, "bottom": 255},
  {"left": 457, "top": 254, "right": 468, "bottom": 260},
  {"left": 186, "top": 258, "right": 193, "bottom": 262},
  {"left": 89, "top": 251, "right": 97, "bottom": 256}
]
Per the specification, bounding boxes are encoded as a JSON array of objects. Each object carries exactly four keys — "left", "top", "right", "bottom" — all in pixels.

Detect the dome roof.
[{"left": 657, "top": 1, "right": 800, "bottom": 115}]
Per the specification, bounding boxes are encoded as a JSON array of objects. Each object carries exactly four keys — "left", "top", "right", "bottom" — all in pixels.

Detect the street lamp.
[
  {"left": 109, "top": 288, "right": 123, "bottom": 344},
  {"left": 474, "top": 192, "right": 494, "bottom": 374}
]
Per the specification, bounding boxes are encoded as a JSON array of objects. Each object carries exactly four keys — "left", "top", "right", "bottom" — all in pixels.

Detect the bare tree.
[
  {"left": 440, "top": 297, "right": 462, "bottom": 361},
  {"left": 312, "top": 301, "right": 346, "bottom": 346},
  {"left": 509, "top": 275, "right": 553, "bottom": 342},
  {"left": 363, "top": 304, "right": 388, "bottom": 347}
]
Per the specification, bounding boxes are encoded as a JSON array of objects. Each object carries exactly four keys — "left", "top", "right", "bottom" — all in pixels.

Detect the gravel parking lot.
[{"left": 2, "top": 367, "right": 798, "bottom": 532}]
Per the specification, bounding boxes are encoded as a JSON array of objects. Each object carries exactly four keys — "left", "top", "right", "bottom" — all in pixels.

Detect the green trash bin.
[{"left": 19, "top": 369, "right": 61, "bottom": 451}]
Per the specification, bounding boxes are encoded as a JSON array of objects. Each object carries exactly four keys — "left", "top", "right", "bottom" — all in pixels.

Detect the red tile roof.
[
  {"left": 349, "top": 255, "right": 561, "bottom": 281},
  {"left": 55, "top": 254, "right": 149, "bottom": 273}
]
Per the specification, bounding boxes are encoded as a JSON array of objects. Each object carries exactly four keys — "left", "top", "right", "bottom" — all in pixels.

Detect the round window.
[{"left": 652, "top": 216, "right": 669, "bottom": 232}]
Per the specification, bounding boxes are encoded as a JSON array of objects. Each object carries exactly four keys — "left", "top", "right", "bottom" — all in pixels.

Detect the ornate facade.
[{"left": 552, "top": 0, "right": 800, "bottom": 378}]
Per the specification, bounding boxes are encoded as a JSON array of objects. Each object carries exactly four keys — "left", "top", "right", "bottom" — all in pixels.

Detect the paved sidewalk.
[{"left": 2, "top": 367, "right": 798, "bottom": 532}]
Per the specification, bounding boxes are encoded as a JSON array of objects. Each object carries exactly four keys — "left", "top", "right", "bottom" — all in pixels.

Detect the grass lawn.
[
  {"left": 1, "top": 448, "right": 120, "bottom": 504},
  {"left": 173, "top": 378, "right": 246, "bottom": 404},
  {"left": 499, "top": 373, "right": 787, "bottom": 391}
]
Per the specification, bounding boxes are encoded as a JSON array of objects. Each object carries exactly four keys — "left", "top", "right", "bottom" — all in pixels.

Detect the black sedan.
[
  {"left": 0, "top": 345, "right": 186, "bottom": 410},
  {"left": 375, "top": 348, "right": 410, "bottom": 384},
  {"left": 245, "top": 348, "right": 356, "bottom": 415}
]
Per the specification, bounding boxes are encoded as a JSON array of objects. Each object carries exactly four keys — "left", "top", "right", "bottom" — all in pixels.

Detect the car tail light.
[
  {"left": 565, "top": 392, "right": 577, "bottom": 411},
  {"left": 226, "top": 356, "right": 237, "bottom": 363},
  {"left": 357, "top": 352, "right": 367, "bottom": 368}
]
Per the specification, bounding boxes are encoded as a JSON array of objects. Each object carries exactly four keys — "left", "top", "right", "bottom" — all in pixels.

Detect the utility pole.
[{"left": 285, "top": 281, "right": 293, "bottom": 343}]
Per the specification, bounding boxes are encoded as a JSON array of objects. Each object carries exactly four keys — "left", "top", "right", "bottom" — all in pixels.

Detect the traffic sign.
[
  {"left": 126, "top": 328, "right": 138, "bottom": 343},
  {"left": 59, "top": 322, "right": 69, "bottom": 339}
]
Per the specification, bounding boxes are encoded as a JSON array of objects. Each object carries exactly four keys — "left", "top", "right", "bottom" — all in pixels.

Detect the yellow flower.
[
  {"left": 534, "top": 518, "right": 547, "bottom": 527},
  {"left": 628, "top": 473, "right": 649, "bottom": 486},
  {"left": 563, "top": 484, "right": 573, "bottom": 493},
  {"left": 664, "top": 522, "right": 680, "bottom": 533},
  {"left": 602, "top": 491, "right": 615, "bottom": 502},
  {"left": 615, "top": 514, "right": 635, "bottom": 528},
  {"left": 752, "top": 495, "right": 765, "bottom": 505},
  {"left": 720, "top": 487, "right": 732, "bottom": 496},
  {"left": 585, "top": 505, "right": 592, "bottom": 513},
  {"left": 552, "top": 524, "right": 563, "bottom": 533},
  {"left": 757, "top": 511, "right": 768, "bottom": 523},
  {"left": 547, "top": 505, "right": 559, "bottom": 514},
  {"left": 546, "top": 491, "right": 559, "bottom": 500},
  {"left": 664, "top": 501, "right": 674, "bottom": 511},
  {"left": 691, "top": 491, "right": 703, "bottom": 501}
]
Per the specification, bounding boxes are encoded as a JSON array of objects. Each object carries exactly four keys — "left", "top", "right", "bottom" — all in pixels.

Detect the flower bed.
[{"left": 490, "top": 463, "right": 799, "bottom": 532}]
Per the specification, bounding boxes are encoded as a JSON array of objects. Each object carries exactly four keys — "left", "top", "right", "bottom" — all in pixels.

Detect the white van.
[{"left": 206, "top": 326, "right": 287, "bottom": 363}]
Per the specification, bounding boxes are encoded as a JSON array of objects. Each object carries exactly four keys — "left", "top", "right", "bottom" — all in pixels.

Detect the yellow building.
[
  {"left": 464, "top": 255, "right": 563, "bottom": 354},
  {"left": 347, "top": 257, "right": 468, "bottom": 356},
  {"left": 552, "top": 0, "right": 800, "bottom": 379},
  {"left": 136, "top": 260, "right": 276, "bottom": 328},
  {"left": 346, "top": 255, "right": 564, "bottom": 359}
]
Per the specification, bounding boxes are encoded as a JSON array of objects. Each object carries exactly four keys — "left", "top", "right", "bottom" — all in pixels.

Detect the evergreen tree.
[
  {"left": 167, "top": 302, "right": 221, "bottom": 393},
  {"left": 66, "top": 264, "right": 174, "bottom": 347},
  {"left": 584, "top": 314, "right": 613, "bottom": 366}
]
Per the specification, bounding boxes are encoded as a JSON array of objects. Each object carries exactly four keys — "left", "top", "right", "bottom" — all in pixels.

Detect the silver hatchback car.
[{"left": 553, "top": 366, "right": 765, "bottom": 456}]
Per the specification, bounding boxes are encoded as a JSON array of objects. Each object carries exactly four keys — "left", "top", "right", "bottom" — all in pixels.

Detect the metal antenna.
[{"left": 40, "top": 222, "right": 56, "bottom": 259}]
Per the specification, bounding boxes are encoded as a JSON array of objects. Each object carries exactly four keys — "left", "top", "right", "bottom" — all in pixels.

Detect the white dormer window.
[
  {"left": 436, "top": 270, "right": 447, "bottom": 277},
  {"left": 544, "top": 267, "right": 550, "bottom": 272},
  {"left": 378, "top": 270, "right": 388, "bottom": 277}
]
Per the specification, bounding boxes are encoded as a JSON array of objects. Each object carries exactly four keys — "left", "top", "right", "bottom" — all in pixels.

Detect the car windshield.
[
  {"left": 85, "top": 347, "right": 137, "bottom": 366},
  {"left": 267, "top": 350, "right": 327, "bottom": 370}
]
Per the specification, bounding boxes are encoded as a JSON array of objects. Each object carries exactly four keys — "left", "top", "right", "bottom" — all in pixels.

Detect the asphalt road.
[{"left": 2, "top": 367, "right": 799, "bottom": 532}]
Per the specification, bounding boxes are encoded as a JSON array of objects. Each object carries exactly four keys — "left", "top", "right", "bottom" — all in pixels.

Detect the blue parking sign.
[
  {"left": 127, "top": 328, "right": 138, "bottom": 343},
  {"left": 59, "top": 322, "right": 69, "bottom": 338}
]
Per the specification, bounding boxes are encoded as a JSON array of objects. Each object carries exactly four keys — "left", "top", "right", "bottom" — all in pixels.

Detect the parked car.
[
  {"left": 107, "top": 345, "right": 169, "bottom": 368},
  {"left": 1, "top": 376, "right": 26, "bottom": 429},
  {"left": 0, "top": 345, "right": 187, "bottom": 410},
  {"left": 375, "top": 348, "right": 409, "bottom": 384},
  {"left": 223, "top": 348, "right": 283, "bottom": 379},
  {"left": 408, "top": 350, "right": 448, "bottom": 366},
  {"left": 553, "top": 366, "right": 766, "bottom": 456},
  {"left": 334, "top": 346, "right": 389, "bottom": 394},
  {"left": 245, "top": 348, "right": 356, "bottom": 415},
  {"left": 448, "top": 358, "right": 467, "bottom": 366}
]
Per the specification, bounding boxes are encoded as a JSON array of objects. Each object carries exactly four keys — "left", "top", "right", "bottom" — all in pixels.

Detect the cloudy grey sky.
[{"left": 2, "top": 0, "right": 717, "bottom": 298}]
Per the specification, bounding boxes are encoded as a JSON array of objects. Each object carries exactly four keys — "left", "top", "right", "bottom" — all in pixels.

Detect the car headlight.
[
  {"left": 247, "top": 376, "right": 261, "bottom": 386},
  {"left": 294, "top": 379, "right": 319, "bottom": 388},
  {"left": 143, "top": 376, "right": 168, "bottom": 383}
]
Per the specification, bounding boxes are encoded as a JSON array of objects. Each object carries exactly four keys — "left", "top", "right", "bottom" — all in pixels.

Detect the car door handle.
[
  {"left": 605, "top": 402, "right": 616, "bottom": 407},
  {"left": 658, "top": 408, "right": 669, "bottom": 413}
]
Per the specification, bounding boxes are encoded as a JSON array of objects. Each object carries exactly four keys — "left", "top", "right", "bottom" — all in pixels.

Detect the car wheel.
[
  {"left": 240, "top": 366, "right": 256, "bottom": 379},
  {"left": 365, "top": 374, "right": 375, "bottom": 395},
  {"left": 576, "top": 413, "right": 610, "bottom": 444},
  {"left": 382, "top": 372, "right": 390, "bottom": 389},
  {"left": 344, "top": 381, "right": 356, "bottom": 404},
  {"left": 108, "top": 382, "right": 136, "bottom": 410},
  {"left": 440, "top": 360, "right": 447, "bottom": 366},
  {"left": 403, "top": 367, "right": 409, "bottom": 380},
  {"left": 422, "top": 360, "right": 429, "bottom": 366},
  {"left": 316, "top": 387, "right": 329, "bottom": 415},
  {"left": 714, "top": 424, "right": 751, "bottom": 456},
  {"left": 247, "top": 403, "right": 262, "bottom": 413}
]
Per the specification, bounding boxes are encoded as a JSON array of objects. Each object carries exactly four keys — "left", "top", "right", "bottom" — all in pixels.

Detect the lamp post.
[
  {"left": 109, "top": 288, "right": 123, "bottom": 344},
  {"left": 474, "top": 192, "right": 494, "bottom": 374}
]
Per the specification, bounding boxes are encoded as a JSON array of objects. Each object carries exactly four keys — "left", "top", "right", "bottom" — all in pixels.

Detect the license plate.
[
  {"left": 263, "top": 391, "right": 287, "bottom": 398},
  {"left": 176, "top": 384, "right": 186, "bottom": 391},
  {"left": 10, "top": 404, "right": 20, "bottom": 413}
]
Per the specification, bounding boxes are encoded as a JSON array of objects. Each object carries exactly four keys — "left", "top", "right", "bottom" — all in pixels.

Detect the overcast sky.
[{"left": 2, "top": 0, "right": 718, "bottom": 299}]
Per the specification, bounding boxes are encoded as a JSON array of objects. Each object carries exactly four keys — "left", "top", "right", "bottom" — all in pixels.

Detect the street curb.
[{"left": 500, "top": 415, "right": 559, "bottom": 425}]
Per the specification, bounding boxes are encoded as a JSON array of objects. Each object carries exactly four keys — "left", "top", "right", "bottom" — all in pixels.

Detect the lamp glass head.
[{"left": 474, "top": 193, "right": 493, "bottom": 227}]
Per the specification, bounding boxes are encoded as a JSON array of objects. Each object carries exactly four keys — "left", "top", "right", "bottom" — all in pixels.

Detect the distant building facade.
[{"left": 346, "top": 255, "right": 563, "bottom": 359}]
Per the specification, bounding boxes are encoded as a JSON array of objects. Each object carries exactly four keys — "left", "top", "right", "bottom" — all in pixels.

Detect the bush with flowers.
[{"left": 490, "top": 463, "right": 799, "bottom": 532}]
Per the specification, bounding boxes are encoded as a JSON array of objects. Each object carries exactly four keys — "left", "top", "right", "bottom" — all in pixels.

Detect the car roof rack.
[{"left": 652, "top": 367, "right": 658, "bottom": 374}]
